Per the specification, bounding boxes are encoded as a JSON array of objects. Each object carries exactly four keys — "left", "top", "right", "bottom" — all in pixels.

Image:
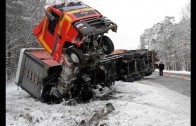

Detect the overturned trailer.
[{"left": 15, "top": 48, "right": 157, "bottom": 103}]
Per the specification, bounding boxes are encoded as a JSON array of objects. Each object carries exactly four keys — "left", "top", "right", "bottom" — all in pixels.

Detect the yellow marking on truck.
[
  {"left": 57, "top": 16, "right": 64, "bottom": 34},
  {"left": 64, "top": 15, "right": 72, "bottom": 23},
  {"left": 56, "top": 15, "right": 72, "bottom": 35},
  {"left": 66, "top": 7, "right": 94, "bottom": 14},
  {"left": 64, "top": 15, "right": 72, "bottom": 34},
  {"left": 37, "top": 16, "right": 52, "bottom": 53},
  {"left": 38, "top": 35, "right": 52, "bottom": 53}
]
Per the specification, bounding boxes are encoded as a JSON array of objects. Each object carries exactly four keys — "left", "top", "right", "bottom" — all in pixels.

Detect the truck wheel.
[
  {"left": 145, "top": 69, "right": 153, "bottom": 76},
  {"left": 102, "top": 36, "right": 114, "bottom": 54},
  {"left": 81, "top": 86, "right": 93, "bottom": 101},
  {"left": 140, "top": 52, "right": 147, "bottom": 58},
  {"left": 66, "top": 46, "right": 86, "bottom": 65},
  {"left": 134, "top": 52, "right": 141, "bottom": 59},
  {"left": 134, "top": 75, "right": 142, "bottom": 81},
  {"left": 125, "top": 77, "right": 134, "bottom": 82},
  {"left": 123, "top": 53, "right": 134, "bottom": 59}
]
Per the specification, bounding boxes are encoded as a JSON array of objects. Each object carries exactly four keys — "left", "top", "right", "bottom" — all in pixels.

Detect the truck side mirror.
[
  {"left": 45, "top": 10, "right": 55, "bottom": 22},
  {"left": 45, "top": 6, "right": 64, "bottom": 21}
]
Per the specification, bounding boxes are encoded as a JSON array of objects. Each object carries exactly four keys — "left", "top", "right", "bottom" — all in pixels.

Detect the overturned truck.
[
  {"left": 15, "top": 48, "right": 157, "bottom": 103},
  {"left": 15, "top": 2, "right": 157, "bottom": 103}
]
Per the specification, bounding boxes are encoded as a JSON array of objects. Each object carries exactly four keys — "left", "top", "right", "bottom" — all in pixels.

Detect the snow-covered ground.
[
  {"left": 6, "top": 75, "right": 190, "bottom": 126},
  {"left": 155, "top": 69, "right": 191, "bottom": 75}
]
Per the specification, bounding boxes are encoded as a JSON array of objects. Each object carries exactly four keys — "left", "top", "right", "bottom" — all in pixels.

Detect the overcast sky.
[{"left": 84, "top": 0, "right": 189, "bottom": 50}]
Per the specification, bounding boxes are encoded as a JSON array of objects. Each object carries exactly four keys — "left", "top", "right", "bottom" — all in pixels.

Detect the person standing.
[{"left": 158, "top": 61, "right": 164, "bottom": 76}]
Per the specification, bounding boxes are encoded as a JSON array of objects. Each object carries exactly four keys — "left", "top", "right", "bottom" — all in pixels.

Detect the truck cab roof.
[
  {"left": 53, "top": 2, "right": 88, "bottom": 12},
  {"left": 51, "top": 3, "right": 102, "bottom": 22}
]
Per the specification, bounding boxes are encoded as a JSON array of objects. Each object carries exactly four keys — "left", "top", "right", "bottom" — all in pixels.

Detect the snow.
[
  {"left": 155, "top": 69, "right": 191, "bottom": 75},
  {"left": 6, "top": 78, "right": 190, "bottom": 126}
]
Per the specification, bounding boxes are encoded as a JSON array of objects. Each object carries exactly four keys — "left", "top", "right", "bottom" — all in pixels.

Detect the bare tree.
[
  {"left": 6, "top": 0, "right": 45, "bottom": 83},
  {"left": 140, "top": 10, "right": 190, "bottom": 71}
]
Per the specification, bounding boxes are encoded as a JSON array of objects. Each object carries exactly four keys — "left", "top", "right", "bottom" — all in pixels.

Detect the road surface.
[{"left": 138, "top": 71, "right": 191, "bottom": 97}]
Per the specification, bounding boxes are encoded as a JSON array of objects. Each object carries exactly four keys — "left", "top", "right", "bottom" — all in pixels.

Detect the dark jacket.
[{"left": 159, "top": 63, "right": 164, "bottom": 71}]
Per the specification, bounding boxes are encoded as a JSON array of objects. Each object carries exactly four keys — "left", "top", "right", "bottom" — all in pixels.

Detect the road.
[
  {"left": 138, "top": 71, "right": 191, "bottom": 97},
  {"left": 161, "top": 71, "right": 190, "bottom": 80}
]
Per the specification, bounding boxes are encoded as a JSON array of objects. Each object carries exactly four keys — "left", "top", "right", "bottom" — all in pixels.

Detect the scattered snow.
[
  {"left": 12, "top": 1, "right": 25, "bottom": 6},
  {"left": 6, "top": 82, "right": 19, "bottom": 94},
  {"left": 6, "top": 78, "right": 190, "bottom": 126},
  {"left": 20, "top": 16, "right": 35, "bottom": 21}
]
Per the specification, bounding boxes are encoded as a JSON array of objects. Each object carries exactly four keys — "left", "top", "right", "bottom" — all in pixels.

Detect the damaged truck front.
[{"left": 33, "top": 2, "right": 117, "bottom": 65}]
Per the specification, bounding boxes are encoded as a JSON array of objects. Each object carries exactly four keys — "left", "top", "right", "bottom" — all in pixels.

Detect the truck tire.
[
  {"left": 102, "top": 36, "right": 114, "bottom": 54},
  {"left": 134, "top": 52, "right": 141, "bottom": 59},
  {"left": 140, "top": 52, "right": 147, "bottom": 58},
  {"left": 145, "top": 69, "right": 153, "bottom": 76},
  {"left": 66, "top": 46, "right": 86, "bottom": 65},
  {"left": 125, "top": 77, "right": 134, "bottom": 82},
  {"left": 81, "top": 86, "right": 93, "bottom": 101},
  {"left": 134, "top": 75, "right": 142, "bottom": 81},
  {"left": 123, "top": 53, "right": 134, "bottom": 59}
]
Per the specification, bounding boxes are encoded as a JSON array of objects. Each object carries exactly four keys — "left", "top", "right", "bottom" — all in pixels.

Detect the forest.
[
  {"left": 140, "top": 2, "right": 190, "bottom": 71},
  {"left": 6, "top": 0, "right": 45, "bottom": 83}
]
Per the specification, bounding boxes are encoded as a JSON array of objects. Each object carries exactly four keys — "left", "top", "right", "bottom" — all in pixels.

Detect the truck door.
[
  {"left": 33, "top": 7, "right": 64, "bottom": 56},
  {"left": 42, "top": 11, "right": 61, "bottom": 55}
]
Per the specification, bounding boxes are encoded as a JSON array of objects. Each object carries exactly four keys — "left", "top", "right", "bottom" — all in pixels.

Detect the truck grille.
[{"left": 85, "top": 18, "right": 105, "bottom": 29}]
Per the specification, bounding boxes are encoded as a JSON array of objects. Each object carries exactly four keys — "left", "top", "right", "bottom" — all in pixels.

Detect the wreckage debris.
[{"left": 80, "top": 102, "right": 115, "bottom": 126}]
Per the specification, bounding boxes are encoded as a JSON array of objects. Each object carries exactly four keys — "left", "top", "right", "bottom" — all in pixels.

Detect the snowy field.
[{"left": 6, "top": 73, "right": 190, "bottom": 126}]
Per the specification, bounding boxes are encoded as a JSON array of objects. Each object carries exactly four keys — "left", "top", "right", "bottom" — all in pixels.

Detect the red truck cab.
[{"left": 33, "top": 2, "right": 117, "bottom": 65}]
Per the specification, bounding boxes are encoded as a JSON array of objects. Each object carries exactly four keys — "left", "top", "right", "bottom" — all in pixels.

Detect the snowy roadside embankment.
[
  {"left": 155, "top": 69, "right": 191, "bottom": 75},
  {"left": 6, "top": 79, "right": 190, "bottom": 126}
]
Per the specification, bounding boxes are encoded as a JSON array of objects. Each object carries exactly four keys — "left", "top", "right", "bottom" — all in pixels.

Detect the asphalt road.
[
  {"left": 138, "top": 71, "right": 191, "bottom": 97},
  {"left": 159, "top": 71, "right": 191, "bottom": 80}
]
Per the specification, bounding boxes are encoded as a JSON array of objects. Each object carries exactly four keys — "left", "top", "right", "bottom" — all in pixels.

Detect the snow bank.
[
  {"left": 155, "top": 69, "right": 191, "bottom": 75},
  {"left": 6, "top": 82, "right": 18, "bottom": 93},
  {"left": 6, "top": 80, "right": 190, "bottom": 126}
]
